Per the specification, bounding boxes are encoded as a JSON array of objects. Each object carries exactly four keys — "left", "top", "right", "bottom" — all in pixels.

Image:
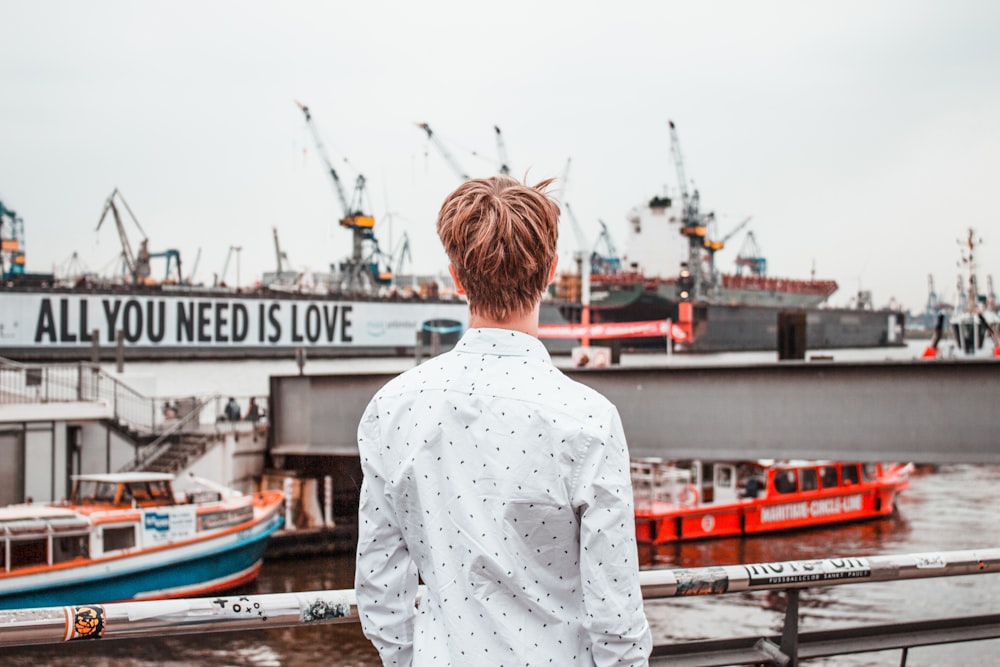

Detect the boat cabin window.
[
  {"left": 73, "top": 480, "right": 119, "bottom": 504},
  {"left": 820, "top": 466, "right": 839, "bottom": 488},
  {"left": 103, "top": 525, "right": 136, "bottom": 552},
  {"left": 862, "top": 463, "right": 878, "bottom": 481},
  {"left": 122, "top": 480, "right": 174, "bottom": 504},
  {"left": 53, "top": 535, "right": 89, "bottom": 563},
  {"left": 841, "top": 464, "right": 860, "bottom": 485},
  {"left": 800, "top": 468, "right": 819, "bottom": 492},
  {"left": 773, "top": 470, "right": 798, "bottom": 494},
  {"left": 9, "top": 538, "right": 47, "bottom": 570}
]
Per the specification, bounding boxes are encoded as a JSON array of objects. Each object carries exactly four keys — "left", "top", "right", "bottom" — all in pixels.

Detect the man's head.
[{"left": 436, "top": 175, "right": 559, "bottom": 321}]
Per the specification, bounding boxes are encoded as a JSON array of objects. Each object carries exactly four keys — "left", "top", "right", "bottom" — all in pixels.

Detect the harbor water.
[{"left": 8, "top": 344, "right": 1000, "bottom": 666}]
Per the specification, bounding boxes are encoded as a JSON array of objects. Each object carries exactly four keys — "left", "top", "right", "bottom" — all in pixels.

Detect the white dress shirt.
[{"left": 355, "top": 328, "right": 652, "bottom": 666}]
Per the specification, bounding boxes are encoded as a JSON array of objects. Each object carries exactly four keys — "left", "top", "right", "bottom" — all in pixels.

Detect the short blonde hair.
[{"left": 436, "top": 175, "right": 559, "bottom": 321}]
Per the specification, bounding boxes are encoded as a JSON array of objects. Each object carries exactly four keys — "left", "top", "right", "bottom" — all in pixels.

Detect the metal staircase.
[{"left": 1, "top": 356, "right": 226, "bottom": 474}]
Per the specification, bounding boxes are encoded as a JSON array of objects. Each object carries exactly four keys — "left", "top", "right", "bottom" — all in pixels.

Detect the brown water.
[{"left": 8, "top": 464, "right": 1000, "bottom": 666}]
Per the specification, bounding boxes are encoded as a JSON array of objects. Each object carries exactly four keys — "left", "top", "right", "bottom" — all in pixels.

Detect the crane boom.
[
  {"left": 417, "top": 122, "right": 470, "bottom": 181},
  {"left": 667, "top": 120, "right": 712, "bottom": 300},
  {"left": 296, "top": 101, "right": 352, "bottom": 217},
  {"left": 494, "top": 125, "right": 511, "bottom": 175},
  {"left": 394, "top": 231, "right": 412, "bottom": 277},
  {"left": 96, "top": 188, "right": 149, "bottom": 283},
  {"left": 273, "top": 226, "right": 289, "bottom": 274}
]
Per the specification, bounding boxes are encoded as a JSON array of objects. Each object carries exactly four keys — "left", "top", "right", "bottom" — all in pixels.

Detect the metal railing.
[
  {"left": 0, "top": 357, "right": 268, "bottom": 435},
  {"left": 0, "top": 547, "right": 997, "bottom": 665}
]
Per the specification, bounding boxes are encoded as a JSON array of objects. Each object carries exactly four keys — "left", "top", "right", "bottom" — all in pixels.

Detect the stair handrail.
[
  {"left": 118, "top": 393, "right": 221, "bottom": 472},
  {"left": 1, "top": 356, "right": 172, "bottom": 437}
]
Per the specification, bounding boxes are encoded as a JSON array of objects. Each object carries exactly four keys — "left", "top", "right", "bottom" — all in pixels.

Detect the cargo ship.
[{"left": 545, "top": 121, "right": 906, "bottom": 353}]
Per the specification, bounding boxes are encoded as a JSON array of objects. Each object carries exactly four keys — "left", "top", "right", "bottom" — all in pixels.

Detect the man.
[
  {"left": 224, "top": 397, "right": 240, "bottom": 422},
  {"left": 355, "top": 176, "right": 652, "bottom": 666}
]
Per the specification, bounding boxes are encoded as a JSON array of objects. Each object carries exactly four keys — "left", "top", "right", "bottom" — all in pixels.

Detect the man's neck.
[{"left": 468, "top": 303, "right": 540, "bottom": 337}]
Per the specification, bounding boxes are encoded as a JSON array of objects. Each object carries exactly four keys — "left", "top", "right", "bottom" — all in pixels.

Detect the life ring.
[{"left": 678, "top": 484, "right": 699, "bottom": 506}]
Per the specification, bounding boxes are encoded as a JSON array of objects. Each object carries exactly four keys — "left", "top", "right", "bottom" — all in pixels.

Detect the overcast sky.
[{"left": 1, "top": 0, "right": 998, "bottom": 313}]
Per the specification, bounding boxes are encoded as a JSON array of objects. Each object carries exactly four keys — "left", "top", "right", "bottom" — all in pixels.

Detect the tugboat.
[
  {"left": 947, "top": 229, "right": 1000, "bottom": 357},
  {"left": 922, "top": 229, "right": 1000, "bottom": 359}
]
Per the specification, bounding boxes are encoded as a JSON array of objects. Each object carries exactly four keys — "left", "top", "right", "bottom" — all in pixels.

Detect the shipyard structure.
[{"left": 0, "top": 119, "right": 905, "bottom": 361}]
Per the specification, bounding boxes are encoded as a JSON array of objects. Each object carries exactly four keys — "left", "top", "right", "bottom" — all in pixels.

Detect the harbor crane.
[
  {"left": 297, "top": 101, "right": 389, "bottom": 292},
  {"left": 96, "top": 189, "right": 183, "bottom": 285},
  {"left": 273, "top": 226, "right": 290, "bottom": 275},
  {"left": 216, "top": 245, "right": 241, "bottom": 287},
  {"left": 96, "top": 189, "right": 149, "bottom": 284},
  {"left": 562, "top": 201, "right": 589, "bottom": 273},
  {"left": 393, "top": 231, "right": 413, "bottom": 288},
  {"left": 418, "top": 123, "right": 513, "bottom": 180},
  {"left": 559, "top": 158, "right": 620, "bottom": 278},
  {"left": 593, "top": 221, "right": 622, "bottom": 275},
  {"left": 494, "top": 125, "right": 511, "bottom": 175},
  {"left": 735, "top": 231, "right": 767, "bottom": 276},
  {"left": 668, "top": 120, "right": 715, "bottom": 301},
  {"left": 186, "top": 247, "right": 202, "bottom": 285},
  {"left": 703, "top": 216, "right": 752, "bottom": 291},
  {"left": 417, "top": 122, "right": 471, "bottom": 181},
  {"left": 0, "top": 198, "right": 26, "bottom": 279}
]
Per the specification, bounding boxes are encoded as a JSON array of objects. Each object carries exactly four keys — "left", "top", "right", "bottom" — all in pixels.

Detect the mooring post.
[
  {"left": 431, "top": 330, "right": 441, "bottom": 357},
  {"left": 323, "top": 475, "right": 335, "bottom": 528},
  {"left": 283, "top": 477, "right": 295, "bottom": 531}
]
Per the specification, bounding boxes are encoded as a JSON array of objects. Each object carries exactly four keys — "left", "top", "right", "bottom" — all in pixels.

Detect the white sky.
[{"left": 1, "top": 0, "right": 998, "bottom": 313}]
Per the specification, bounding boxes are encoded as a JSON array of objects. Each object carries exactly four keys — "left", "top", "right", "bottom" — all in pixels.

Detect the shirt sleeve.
[
  {"left": 573, "top": 405, "right": 653, "bottom": 666},
  {"left": 355, "top": 397, "right": 419, "bottom": 667}
]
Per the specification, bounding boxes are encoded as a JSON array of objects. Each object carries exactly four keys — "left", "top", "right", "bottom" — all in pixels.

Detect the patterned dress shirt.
[{"left": 355, "top": 327, "right": 652, "bottom": 666}]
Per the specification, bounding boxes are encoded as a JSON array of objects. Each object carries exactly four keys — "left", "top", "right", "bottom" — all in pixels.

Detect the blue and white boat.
[{"left": 0, "top": 472, "right": 284, "bottom": 610}]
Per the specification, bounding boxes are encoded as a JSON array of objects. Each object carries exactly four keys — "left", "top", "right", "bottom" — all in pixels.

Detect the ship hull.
[{"left": 552, "top": 294, "right": 905, "bottom": 353}]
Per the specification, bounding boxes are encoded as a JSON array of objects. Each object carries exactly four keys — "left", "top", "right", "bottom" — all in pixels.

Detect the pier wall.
[{"left": 269, "top": 359, "right": 1000, "bottom": 464}]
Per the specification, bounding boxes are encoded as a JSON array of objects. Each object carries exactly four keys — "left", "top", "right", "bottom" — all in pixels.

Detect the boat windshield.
[
  {"left": 73, "top": 480, "right": 119, "bottom": 503},
  {"left": 121, "top": 480, "right": 174, "bottom": 503}
]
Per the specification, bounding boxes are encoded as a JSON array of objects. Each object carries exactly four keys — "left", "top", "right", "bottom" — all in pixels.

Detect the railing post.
[
  {"left": 116, "top": 329, "right": 125, "bottom": 373},
  {"left": 284, "top": 477, "right": 295, "bottom": 531},
  {"left": 780, "top": 587, "right": 800, "bottom": 667},
  {"left": 324, "top": 475, "right": 335, "bottom": 528}
]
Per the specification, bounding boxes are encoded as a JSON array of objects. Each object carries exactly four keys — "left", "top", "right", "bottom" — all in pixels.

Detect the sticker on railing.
[
  {"left": 68, "top": 605, "right": 106, "bottom": 641},
  {"left": 914, "top": 554, "right": 947, "bottom": 569},
  {"left": 674, "top": 566, "right": 729, "bottom": 595},
  {"left": 743, "top": 557, "right": 871, "bottom": 587}
]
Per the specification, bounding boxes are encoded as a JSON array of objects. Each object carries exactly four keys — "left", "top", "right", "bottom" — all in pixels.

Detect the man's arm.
[
  {"left": 355, "top": 399, "right": 419, "bottom": 666},
  {"left": 575, "top": 406, "right": 653, "bottom": 666}
]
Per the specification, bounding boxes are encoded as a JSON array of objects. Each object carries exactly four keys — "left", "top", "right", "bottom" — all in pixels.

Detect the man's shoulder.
[
  {"left": 547, "top": 368, "right": 617, "bottom": 411},
  {"left": 372, "top": 352, "right": 457, "bottom": 400}
]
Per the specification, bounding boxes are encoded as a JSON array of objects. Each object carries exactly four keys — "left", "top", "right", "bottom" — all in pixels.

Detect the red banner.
[{"left": 537, "top": 319, "right": 688, "bottom": 341}]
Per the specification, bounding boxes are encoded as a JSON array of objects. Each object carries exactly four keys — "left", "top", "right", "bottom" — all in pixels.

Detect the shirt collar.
[{"left": 453, "top": 327, "right": 553, "bottom": 362}]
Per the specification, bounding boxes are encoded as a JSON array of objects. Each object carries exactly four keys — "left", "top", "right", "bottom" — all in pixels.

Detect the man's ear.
[
  {"left": 547, "top": 255, "right": 559, "bottom": 285},
  {"left": 449, "top": 264, "right": 466, "bottom": 295}
]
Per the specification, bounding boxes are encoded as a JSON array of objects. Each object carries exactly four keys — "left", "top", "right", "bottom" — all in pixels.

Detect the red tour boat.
[{"left": 631, "top": 459, "right": 914, "bottom": 545}]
